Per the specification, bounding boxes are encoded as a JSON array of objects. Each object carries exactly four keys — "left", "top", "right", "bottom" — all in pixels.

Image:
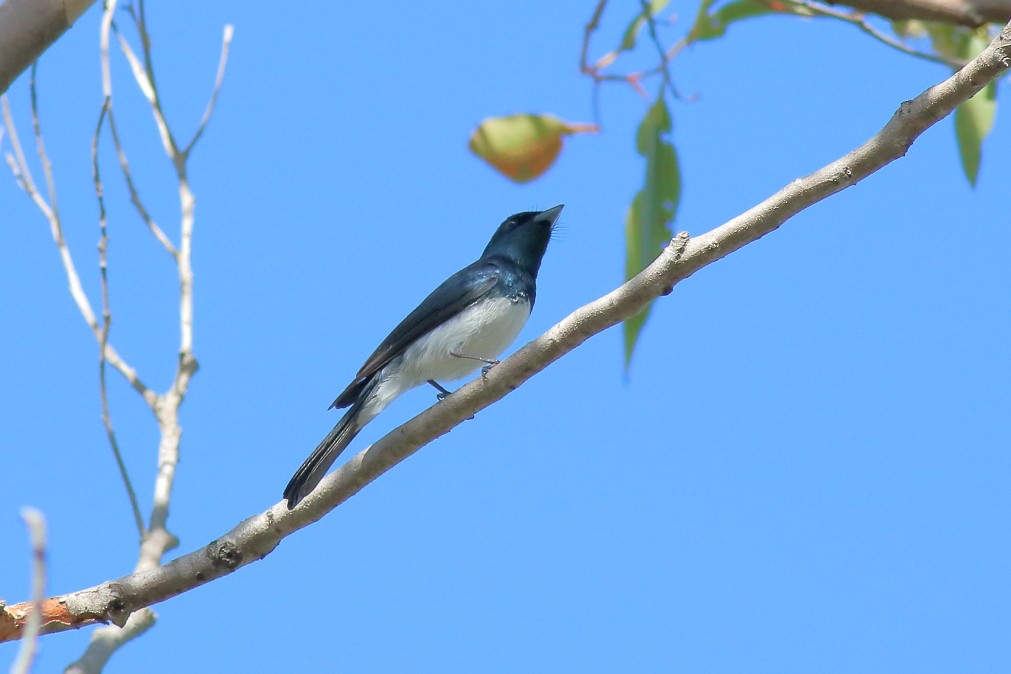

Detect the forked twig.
[
  {"left": 183, "top": 24, "right": 234, "bottom": 157},
  {"left": 69, "top": 2, "right": 234, "bottom": 670}
]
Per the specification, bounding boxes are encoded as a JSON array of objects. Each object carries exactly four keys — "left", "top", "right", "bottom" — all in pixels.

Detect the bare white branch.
[
  {"left": 1, "top": 94, "right": 52, "bottom": 220},
  {"left": 113, "top": 25, "right": 176, "bottom": 161},
  {"left": 64, "top": 4, "right": 232, "bottom": 667},
  {"left": 97, "top": 1, "right": 177, "bottom": 257},
  {"left": 9, "top": 508, "right": 47, "bottom": 674},
  {"left": 2, "top": 0, "right": 234, "bottom": 663},
  {"left": 183, "top": 24, "right": 235, "bottom": 157},
  {"left": 63, "top": 610, "right": 156, "bottom": 674},
  {"left": 108, "top": 111, "right": 179, "bottom": 256},
  {"left": 1, "top": 88, "right": 157, "bottom": 405}
]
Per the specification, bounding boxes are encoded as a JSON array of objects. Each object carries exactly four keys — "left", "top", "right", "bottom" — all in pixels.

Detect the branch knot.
[{"left": 208, "top": 540, "right": 242, "bottom": 570}]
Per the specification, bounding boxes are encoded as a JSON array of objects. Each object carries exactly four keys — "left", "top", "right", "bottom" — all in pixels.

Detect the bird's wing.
[{"left": 329, "top": 260, "right": 502, "bottom": 409}]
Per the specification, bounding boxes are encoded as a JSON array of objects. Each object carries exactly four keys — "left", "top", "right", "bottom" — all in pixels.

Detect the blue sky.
[{"left": 1, "top": 2, "right": 1009, "bottom": 672}]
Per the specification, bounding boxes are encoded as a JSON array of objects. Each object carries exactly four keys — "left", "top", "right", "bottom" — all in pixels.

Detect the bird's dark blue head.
[{"left": 480, "top": 204, "right": 563, "bottom": 276}]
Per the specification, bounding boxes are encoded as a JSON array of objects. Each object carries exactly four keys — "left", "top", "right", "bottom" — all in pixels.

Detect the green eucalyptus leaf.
[
  {"left": 953, "top": 32, "right": 997, "bottom": 186},
  {"left": 689, "top": 0, "right": 774, "bottom": 44},
  {"left": 926, "top": 23, "right": 961, "bottom": 60},
  {"left": 955, "top": 81, "right": 997, "bottom": 186},
  {"left": 618, "top": 0, "right": 672, "bottom": 52},
  {"left": 891, "top": 19, "right": 927, "bottom": 39},
  {"left": 624, "top": 96, "right": 681, "bottom": 370}
]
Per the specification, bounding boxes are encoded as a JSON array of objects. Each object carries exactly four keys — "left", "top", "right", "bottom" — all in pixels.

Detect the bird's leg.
[
  {"left": 450, "top": 350, "right": 501, "bottom": 380},
  {"left": 427, "top": 379, "right": 453, "bottom": 401},
  {"left": 427, "top": 377, "right": 474, "bottom": 420}
]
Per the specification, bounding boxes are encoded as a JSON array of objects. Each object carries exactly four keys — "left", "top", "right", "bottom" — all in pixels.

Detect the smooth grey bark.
[
  {"left": 827, "top": 0, "right": 1011, "bottom": 27},
  {"left": 0, "top": 0, "right": 94, "bottom": 94}
]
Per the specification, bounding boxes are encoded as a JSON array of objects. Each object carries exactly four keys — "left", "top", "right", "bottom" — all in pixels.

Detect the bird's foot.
[
  {"left": 480, "top": 359, "right": 501, "bottom": 380},
  {"left": 449, "top": 350, "right": 501, "bottom": 381},
  {"left": 427, "top": 379, "right": 453, "bottom": 401},
  {"left": 427, "top": 379, "right": 473, "bottom": 418}
]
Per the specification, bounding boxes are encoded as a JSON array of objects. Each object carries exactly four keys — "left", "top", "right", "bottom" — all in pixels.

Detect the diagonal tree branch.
[
  {"left": 0, "top": 0, "right": 1003, "bottom": 97},
  {"left": 0, "top": 0, "right": 96, "bottom": 94},
  {"left": 828, "top": 0, "right": 1011, "bottom": 27},
  {"left": 779, "top": 0, "right": 971, "bottom": 68},
  {"left": 1, "top": 18, "right": 1007, "bottom": 645}
]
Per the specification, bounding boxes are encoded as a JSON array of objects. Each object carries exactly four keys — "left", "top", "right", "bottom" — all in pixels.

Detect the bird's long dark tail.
[{"left": 284, "top": 379, "right": 377, "bottom": 509}]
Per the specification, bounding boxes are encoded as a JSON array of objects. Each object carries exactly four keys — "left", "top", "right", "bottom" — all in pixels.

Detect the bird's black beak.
[{"left": 538, "top": 204, "right": 564, "bottom": 228}]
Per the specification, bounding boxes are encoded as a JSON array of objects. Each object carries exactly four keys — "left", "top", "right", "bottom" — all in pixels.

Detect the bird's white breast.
[
  {"left": 359, "top": 296, "right": 532, "bottom": 420},
  {"left": 399, "top": 295, "right": 532, "bottom": 384}
]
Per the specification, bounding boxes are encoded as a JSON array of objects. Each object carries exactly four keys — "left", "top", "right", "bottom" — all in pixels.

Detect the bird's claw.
[
  {"left": 480, "top": 359, "right": 501, "bottom": 380},
  {"left": 427, "top": 379, "right": 453, "bottom": 401}
]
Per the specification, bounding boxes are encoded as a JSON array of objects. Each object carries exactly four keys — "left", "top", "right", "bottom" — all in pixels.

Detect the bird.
[{"left": 283, "top": 204, "right": 564, "bottom": 509}]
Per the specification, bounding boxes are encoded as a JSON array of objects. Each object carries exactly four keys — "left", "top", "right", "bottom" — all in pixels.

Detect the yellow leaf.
[{"left": 469, "top": 113, "right": 598, "bottom": 183}]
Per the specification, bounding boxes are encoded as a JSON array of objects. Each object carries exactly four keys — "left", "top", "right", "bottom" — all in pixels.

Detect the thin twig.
[
  {"left": 9, "top": 508, "right": 46, "bottom": 674},
  {"left": 1, "top": 95, "right": 52, "bottom": 220},
  {"left": 98, "top": 3, "right": 176, "bottom": 257},
  {"left": 582, "top": 0, "right": 602, "bottom": 73},
  {"left": 64, "top": 610, "right": 156, "bottom": 674},
  {"left": 112, "top": 25, "right": 175, "bottom": 162},
  {"left": 28, "top": 65, "right": 59, "bottom": 220},
  {"left": 107, "top": 108, "right": 178, "bottom": 256},
  {"left": 638, "top": 0, "right": 680, "bottom": 99},
  {"left": 580, "top": 0, "right": 687, "bottom": 99},
  {"left": 90, "top": 4, "right": 148, "bottom": 535},
  {"left": 123, "top": 0, "right": 178, "bottom": 158},
  {"left": 182, "top": 24, "right": 234, "bottom": 157},
  {"left": 93, "top": 99, "right": 146, "bottom": 539},
  {"left": 582, "top": 0, "right": 966, "bottom": 105},
  {"left": 579, "top": 0, "right": 609, "bottom": 74},
  {"left": 777, "top": 0, "right": 969, "bottom": 67},
  {"left": 580, "top": 0, "right": 609, "bottom": 122}
]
